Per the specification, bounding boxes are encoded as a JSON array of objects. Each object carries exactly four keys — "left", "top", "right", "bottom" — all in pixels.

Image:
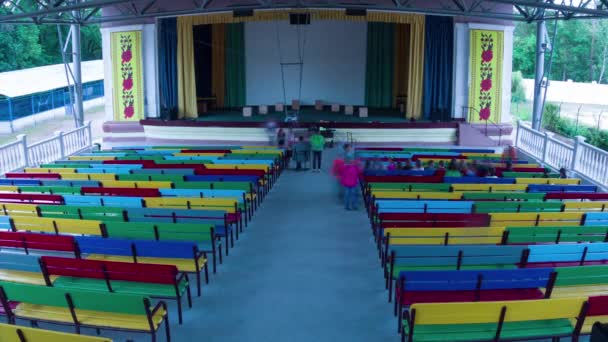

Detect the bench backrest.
[
  {"left": 505, "top": 226, "right": 608, "bottom": 244},
  {"left": 474, "top": 201, "right": 563, "bottom": 213},
  {"left": 391, "top": 245, "right": 526, "bottom": 267},
  {"left": 11, "top": 216, "right": 103, "bottom": 236},
  {"left": 410, "top": 298, "right": 585, "bottom": 325},
  {"left": 104, "top": 221, "right": 214, "bottom": 241},
  {"left": 584, "top": 212, "right": 608, "bottom": 226},
  {"left": 41, "top": 256, "right": 178, "bottom": 284},
  {"left": 385, "top": 227, "right": 505, "bottom": 245},
  {"left": 554, "top": 265, "right": 608, "bottom": 286},
  {"left": 0, "top": 281, "right": 147, "bottom": 315},
  {"left": 490, "top": 212, "right": 584, "bottom": 227},
  {"left": 398, "top": 268, "right": 554, "bottom": 291},
  {"left": 376, "top": 200, "right": 474, "bottom": 214},
  {"left": 527, "top": 243, "right": 608, "bottom": 263},
  {"left": 74, "top": 236, "right": 199, "bottom": 259},
  {"left": 0, "top": 231, "right": 75, "bottom": 253},
  {"left": 380, "top": 213, "right": 490, "bottom": 228}
]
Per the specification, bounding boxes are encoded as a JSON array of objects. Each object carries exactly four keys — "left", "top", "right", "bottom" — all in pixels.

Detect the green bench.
[
  {"left": 474, "top": 201, "right": 563, "bottom": 213},
  {"left": 462, "top": 192, "right": 546, "bottom": 201},
  {"left": 0, "top": 281, "right": 170, "bottom": 341},
  {"left": 504, "top": 226, "right": 608, "bottom": 244}
]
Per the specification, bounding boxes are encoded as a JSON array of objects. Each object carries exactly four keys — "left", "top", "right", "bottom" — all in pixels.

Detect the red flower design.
[
  {"left": 479, "top": 107, "right": 491, "bottom": 120},
  {"left": 482, "top": 50, "right": 493, "bottom": 63},
  {"left": 122, "top": 50, "right": 132, "bottom": 63},
  {"left": 124, "top": 105, "right": 134, "bottom": 119},
  {"left": 481, "top": 79, "right": 492, "bottom": 91},
  {"left": 123, "top": 78, "right": 133, "bottom": 91}
]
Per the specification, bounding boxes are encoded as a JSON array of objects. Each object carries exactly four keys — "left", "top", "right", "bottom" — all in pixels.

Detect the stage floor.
[{"left": 196, "top": 108, "right": 409, "bottom": 123}]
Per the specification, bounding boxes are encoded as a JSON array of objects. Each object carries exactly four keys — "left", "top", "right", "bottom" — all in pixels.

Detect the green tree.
[
  {"left": 511, "top": 71, "right": 527, "bottom": 103},
  {"left": 0, "top": 24, "right": 45, "bottom": 72}
]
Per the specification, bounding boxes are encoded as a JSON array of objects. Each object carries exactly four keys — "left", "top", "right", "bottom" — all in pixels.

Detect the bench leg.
[
  {"left": 186, "top": 284, "right": 192, "bottom": 308},
  {"left": 219, "top": 244, "right": 224, "bottom": 264},
  {"left": 212, "top": 250, "right": 217, "bottom": 274},
  {"left": 164, "top": 310, "right": 171, "bottom": 342},
  {"left": 204, "top": 263, "right": 209, "bottom": 285},
  {"left": 231, "top": 230, "right": 235, "bottom": 248},
  {"left": 196, "top": 272, "right": 201, "bottom": 297},
  {"left": 177, "top": 294, "right": 183, "bottom": 325},
  {"left": 225, "top": 234, "right": 229, "bottom": 256}
]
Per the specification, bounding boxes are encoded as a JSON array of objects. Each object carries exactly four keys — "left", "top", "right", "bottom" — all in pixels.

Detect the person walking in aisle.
[{"left": 310, "top": 129, "right": 325, "bottom": 173}]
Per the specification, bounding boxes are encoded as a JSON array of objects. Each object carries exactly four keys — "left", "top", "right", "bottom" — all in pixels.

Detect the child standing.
[
  {"left": 341, "top": 158, "right": 361, "bottom": 210},
  {"left": 310, "top": 129, "right": 325, "bottom": 173}
]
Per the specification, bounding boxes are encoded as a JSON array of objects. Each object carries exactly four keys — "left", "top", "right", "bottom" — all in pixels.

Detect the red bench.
[
  {"left": 378, "top": 213, "right": 491, "bottom": 228},
  {"left": 0, "top": 193, "right": 64, "bottom": 205},
  {"left": 546, "top": 192, "right": 608, "bottom": 201},
  {"left": 40, "top": 256, "right": 192, "bottom": 324},
  {"left": 5, "top": 173, "right": 61, "bottom": 179},
  {"left": 180, "top": 149, "right": 232, "bottom": 153},
  {"left": 101, "top": 160, "right": 156, "bottom": 167},
  {"left": 0, "top": 231, "right": 78, "bottom": 256},
  {"left": 364, "top": 175, "right": 444, "bottom": 183},
  {"left": 81, "top": 187, "right": 161, "bottom": 197}
]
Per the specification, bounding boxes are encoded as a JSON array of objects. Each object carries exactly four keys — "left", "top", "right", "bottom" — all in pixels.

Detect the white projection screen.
[{"left": 244, "top": 20, "right": 367, "bottom": 106}]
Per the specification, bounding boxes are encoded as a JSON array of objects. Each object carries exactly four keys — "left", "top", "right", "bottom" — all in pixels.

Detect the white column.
[
  {"left": 501, "top": 26, "right": 515, "bottom": 124},
  {"left": 452, "top": 23, "right": 469, "bottom": 119},
  {"left": 101, "top": 27, "right": 114, "bottom": 122},
  {"left": 100, "top": 23, "right": 159, "bottom": 121}
]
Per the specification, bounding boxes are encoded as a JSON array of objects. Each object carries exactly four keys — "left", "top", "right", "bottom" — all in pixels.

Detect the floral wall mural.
[
  {"left": 111, "top": 30, "right": 144, "bottom": 121},
  {"left": 468, "top": 29, "right": 504, "bottom": 124}
]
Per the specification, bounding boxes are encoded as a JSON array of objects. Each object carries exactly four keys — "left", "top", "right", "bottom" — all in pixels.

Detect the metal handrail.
[{"left": 462, "top": 106, "right": 504, "bottom": 146}]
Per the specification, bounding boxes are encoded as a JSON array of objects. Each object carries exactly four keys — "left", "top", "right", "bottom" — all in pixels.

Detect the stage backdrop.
[
  {"left": 245, "top": 20, "right": 367, "bottom": 106},
  {"left": 469, "top": 29, "right": 504, "bottom": 124},
  {"left": 111, "top": 30, "right": 144, "bottom": 121}
]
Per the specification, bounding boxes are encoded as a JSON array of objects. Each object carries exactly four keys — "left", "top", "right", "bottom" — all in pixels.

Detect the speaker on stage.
[{"left": 289, "top": 13, "right": 310, "bottom": 25}]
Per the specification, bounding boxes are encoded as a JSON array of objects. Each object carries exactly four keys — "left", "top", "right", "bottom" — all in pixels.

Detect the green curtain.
[
  {"left": 225, "top": 23, "right": 246, "bottom": 108},
  {"left": 365, "top": 22, "right": 394, "bottom": 108}
]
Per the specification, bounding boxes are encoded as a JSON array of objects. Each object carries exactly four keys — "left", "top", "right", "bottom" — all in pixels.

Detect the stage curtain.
[
  {"left": 211, "top": 24, "right": 226, "bottom": 107},
  {"left": 193, "top": 25, "right": 212, "bottom": 99},
  {"left": 225, "top": 23, "right": 246, "bottom": 108},
  {"left": 177, "top": 16, "right": 198, "bottom": 119},
  {"left": 393, "top": 23, "right": 409, "bottom": 109},
  {"left": 423, "top": 16, "right": 454, "bottom": 121},
  {"left": 406, "top": 15, "right": 425, "bottom": 119},
  {"left": 181, "top": 9, "right": 422, "bottom": 25},
  {"left": 158, "top": 18, "right": 178, "bottom": 118},
  {"left": 365, "top": 22, "right": 394, "bottom": 108}
]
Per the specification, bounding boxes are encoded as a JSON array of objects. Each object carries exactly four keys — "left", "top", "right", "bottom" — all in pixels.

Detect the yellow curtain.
[
  {"left": 212, "top": 24, "right": 226, "bottom": 107},
  {"left": 406, "top": 16, "right": 425, "bottom": 119},
  {"left": 183, "top": 9, "right": 422, "bottom": 25},
  {"left": 393, "top": 23, "right": 409, "bottom": 109},
  {"left": 177, "top": 16, "right": 198, "bottom": 119}
]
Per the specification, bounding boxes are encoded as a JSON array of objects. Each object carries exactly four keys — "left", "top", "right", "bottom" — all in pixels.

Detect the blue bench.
[
  {"left": 75, "top": 236, "right": 209, "bottom": 296},
  {"left": 394, "top": 268, "right": 556, "bottom": 332},
  {"left": 528, "top": 184, "right": 597, "bottom": 193},
  {"left": 0, "top": 179, "right": 41, "bottom": 186},
  {"left": 526, "top": 242, "right": 608, "bottom": 266},
  {"left": 185, "top": 175, "right": 260, "bottom": 183},
  {"left": 63, "top": 195, "right": 144, "bottom": 208},
  {"left": 74, "top": 168, "right": 134, "bottom": 174},
  {"left": 40, "top": 180, "right": 101, "bottom": 187},
  {"left": 585, "top": 212, "right": 608, "bottom": 226},
  {"left": 376, "top": 200, "right": 474, "bottom": 214},
  {"left": 386, "top": 245, "right": 528, "bottom": 299},
  {"left": 364, "top": 170, "right": 436, "bottom": 176}
]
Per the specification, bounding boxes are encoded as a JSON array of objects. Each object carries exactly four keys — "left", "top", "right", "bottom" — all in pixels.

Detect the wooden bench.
[
  {"left": 0, "top": 322, "right": 111, "bottom": 342},
  {"left": 103, "top": 221, "right": 220, "bottom": 273},
  {"left": 75, "top": 236, "right": 208, "bottom": 296},
  {"left": 40, "top": 256, "right": 191, "bottom": 324},
  {"left": 395, "top": 268, "right": 556, "bottom": 334},
  {"left": 503, "top": 226, "right": 608, "bottom": 244},
  {"left": 489, "top": 212, "right": 584, "bottom": 227},
  {"left": 400, "top": 298, "right": 588, "bottom": 342},
  {"left": 0, "top": 231, "right": 79, "bottom": 257},
  {"left": 9, "top": 217, "right": 105, "bottom": 236}
]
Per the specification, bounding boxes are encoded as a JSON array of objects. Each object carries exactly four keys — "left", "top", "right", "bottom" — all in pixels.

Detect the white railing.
[
  {"left": 515, "top": 120, "right": 608, "bottom": 189},
  {"left": 0, "top": 121, "right": 93, "bottom": 175}
]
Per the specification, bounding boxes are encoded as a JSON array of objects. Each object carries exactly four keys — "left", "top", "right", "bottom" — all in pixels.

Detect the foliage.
[
  {"left": 542, "top": 103, "right": 608, "bottom": 151},
  {"left": 513, "top": 19, "right": 608, "bottom": 83},
  {"left": 511, "top": 71, "right": 526, "bottom": 103},
  {"left": 0, "top": 24, "right": 101, "bottom": 73}
]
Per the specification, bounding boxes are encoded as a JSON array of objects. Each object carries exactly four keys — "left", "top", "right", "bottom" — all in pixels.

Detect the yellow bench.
[
  {"left": 451, "top": 184, "right": 528, "bottom": 192},
  {"left": 563, "top": 201, "right": 608, "bottom": 212},
  {"left": 59, "top": 173, "right": 117, "bottom": 181},
  {"left": 0, "top": 322, "right": 111, "bottom": 342},
  {"left": 100, "top": 180, "right": 174, "bottom": 189},
  {"left": 0, "top": 204, "right": 38, "bottom": 217},
  {"left": 402, "top": 298, "right": 587, "bottom": 341},
  {"left": 383, "top": 227, "right": 505, "bottom": 245},
  {"left": 143, "top": 197, "right": 238, "bottom": 212},
  {"left": 68, "top": 156, "right": 116, "bottom": 161},
  {"left": 490, "top": 212, "right": 584, "bottom": 227},
  {"left": 11, "top": 216, "right": 104, "bottom": 235},
  {"left": 515, "top": 177, "right": 581, "bottom": 185},
  {"left": 372, "top": 191, "right": 463, "bottom": 200},
  {"left": 204, "top": 164, "right": 270, "bottom": 172},
  {"left": 24, "top": 168, "right": 76, "bottom": 174}
]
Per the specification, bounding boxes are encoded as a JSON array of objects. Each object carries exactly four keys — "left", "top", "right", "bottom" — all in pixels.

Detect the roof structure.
[
  {"left": 0, "top": 0, "right": 608, "bottom": 25},
  {"left": 0, "top": 60, "right": 103, "bottom": 98}
]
